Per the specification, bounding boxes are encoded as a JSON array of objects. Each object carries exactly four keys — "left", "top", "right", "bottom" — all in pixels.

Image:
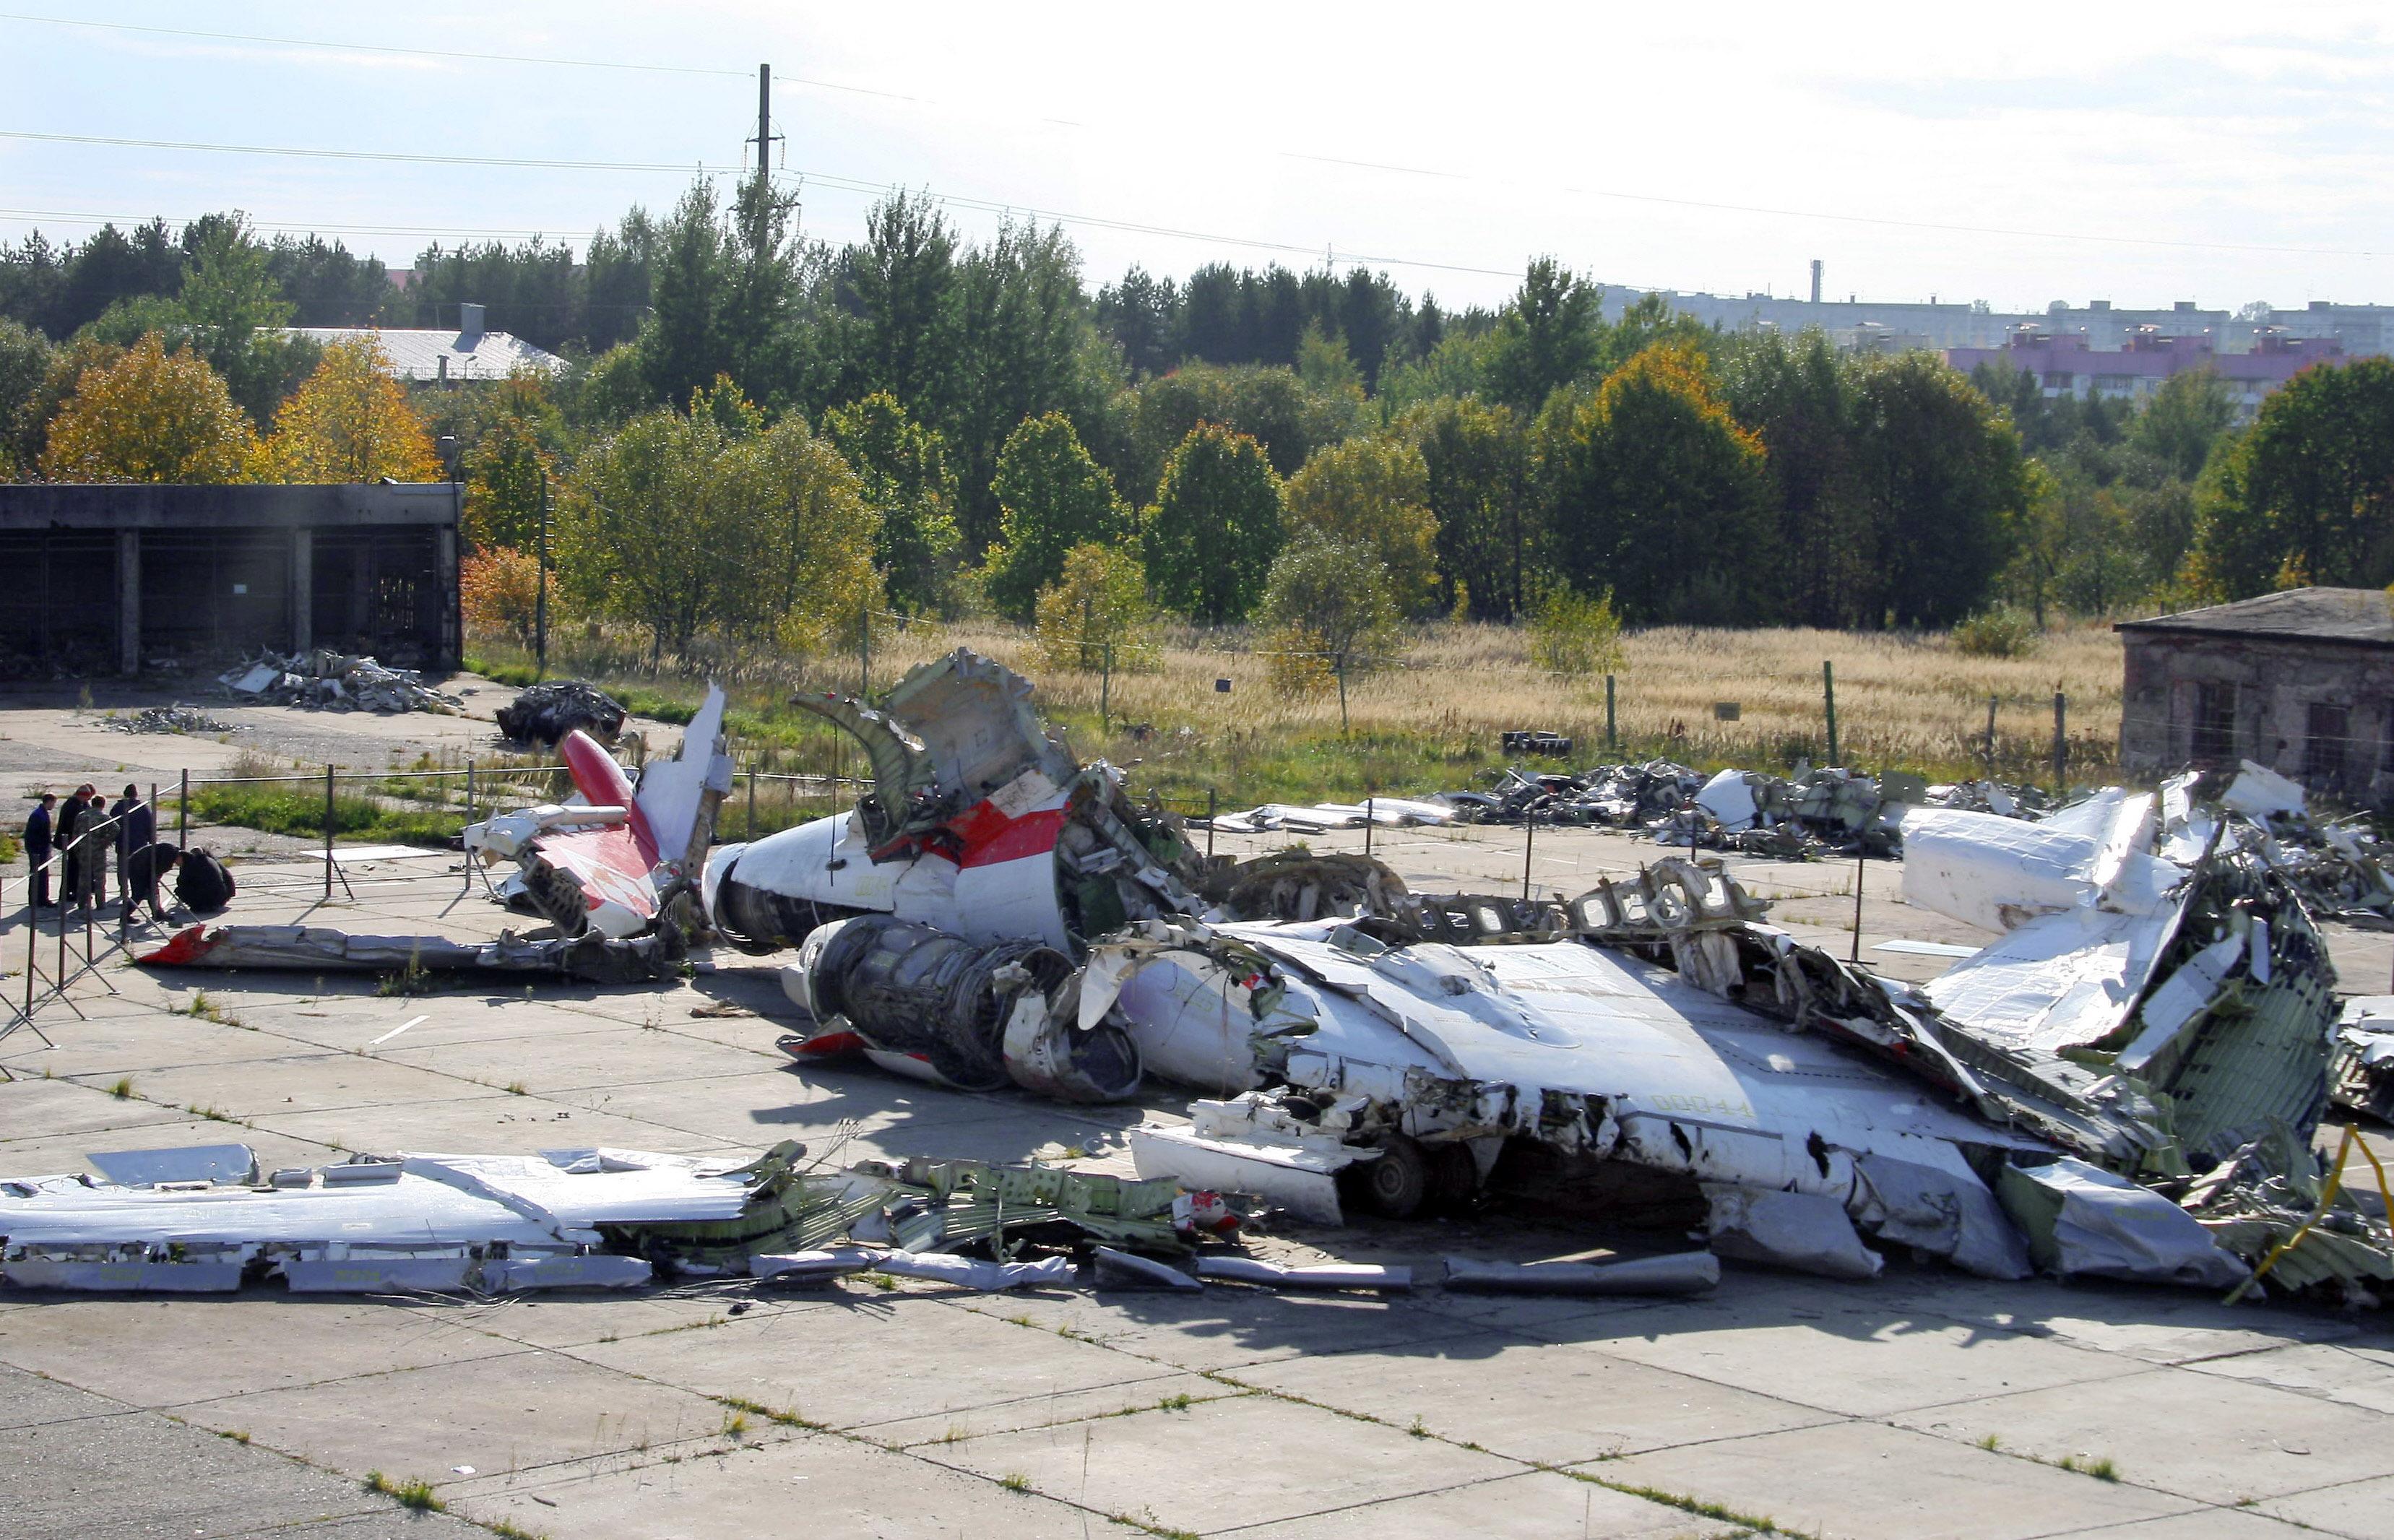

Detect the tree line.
[{"left": 4, "top": 178, "right": 2389, "bottom": 683}]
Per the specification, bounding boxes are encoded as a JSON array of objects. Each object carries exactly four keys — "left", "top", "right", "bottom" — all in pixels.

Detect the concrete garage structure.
[
  {"left": 0, "top": 483, "right": 459, "bottom": 677},
  {"left": 2118, "top": 587, "right": 2394, "bottom": 801}
]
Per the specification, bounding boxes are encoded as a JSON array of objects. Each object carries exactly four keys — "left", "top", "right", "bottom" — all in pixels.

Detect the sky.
[{"left": 6, "top": 2, "right": 2394, "bottom": 315}]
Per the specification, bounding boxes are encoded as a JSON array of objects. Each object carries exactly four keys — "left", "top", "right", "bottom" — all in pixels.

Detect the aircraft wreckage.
[{"left": 106, "top": 649, "right": 2394, "bottom": 1300}]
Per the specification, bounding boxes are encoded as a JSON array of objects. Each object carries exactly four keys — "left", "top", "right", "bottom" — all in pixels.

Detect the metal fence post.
[
  {"left": 1521, "top": 813, "right": 1536, "bottom": 899},
  {"left": 1850, "top": 844, "right": 1867, "bottom": 962},
  {"left": 323, "top": 764, "right": 334, "bottom": 899},
  {"left": 1823, "top": 661, "right": 1840, "bottom": 767},
  {"left": 1100, "top": 644, "right": 1112, "bottom": 735},
  {"left": 177, "top": 769, "right": 188, "bottom": 849},
  {"left": 464, "top": 760, "right": 475, "bottom": 826},
  {"left": 1364, "top": 795, "right": 1374, "bottom": 859},
  {"left": 747, "top": 766, "right": 758, "bottom": 840},
  {"left": 1605, "top": 674, "right": 1617, "bottom": 756},
  {"left": 2052, "top": 691, "right": 2067, "bottom": 793},
  {"left": 1206, "top": 788, "right": 1217, "bottom": 862}
]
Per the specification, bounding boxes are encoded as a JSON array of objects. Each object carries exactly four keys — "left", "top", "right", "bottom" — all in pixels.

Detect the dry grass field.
[{"left": 472, "top": 617, "right": 2127, "bottom": 808}]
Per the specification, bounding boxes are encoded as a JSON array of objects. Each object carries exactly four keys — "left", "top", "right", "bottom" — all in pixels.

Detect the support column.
[
  {"left": 433, "top": 524, "right": 461, "bottom": 669},
  {"left": 290, "top": 527, "right": 313, "bottom": 654},
  {"left": 116, "top": 529, "right": 139, "bottom": 677}
]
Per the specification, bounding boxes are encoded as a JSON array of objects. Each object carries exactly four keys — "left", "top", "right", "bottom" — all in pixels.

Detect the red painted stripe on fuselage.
[
  {"left": 559, "top": 730, "right": 658, "bottom": 866},
  {"left": 953, "top": 805, "right": 1066, "bottom": 869}
]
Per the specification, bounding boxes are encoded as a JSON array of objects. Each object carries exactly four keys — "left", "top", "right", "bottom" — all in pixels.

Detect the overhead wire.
[
  {"left": 0, "top": 131, "right": 1534, "bottom": 280},
  {"left": 4, "top": 13, "right": 2379, "bottom": 264}
]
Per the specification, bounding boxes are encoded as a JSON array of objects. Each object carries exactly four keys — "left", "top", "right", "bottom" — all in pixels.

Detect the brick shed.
[{"left": 2117, "top": 587, "right": 2394, "bottom": 802}]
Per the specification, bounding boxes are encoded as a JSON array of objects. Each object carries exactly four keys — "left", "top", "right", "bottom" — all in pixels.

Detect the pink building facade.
[{"left": 1944, "top": 328, "right": 2344, "bottom": 420}]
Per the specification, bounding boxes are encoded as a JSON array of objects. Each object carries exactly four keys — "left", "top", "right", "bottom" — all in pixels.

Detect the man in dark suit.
[
  {"left": 111, "top": 784, "right": 154, "bottom": 913},
  {"left": 56, "top": 785, "right": 90, "bottom": 912},
  {"left": 22, "top": 792, "right": 55, "bottom": 910}
]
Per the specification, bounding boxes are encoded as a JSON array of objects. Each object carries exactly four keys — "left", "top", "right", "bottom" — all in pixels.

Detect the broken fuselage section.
[
  {"left": 704, "top": 649, "right": 1210, "bottom": 1097},
  {"left": 464, "top": 685, "right": 735, "bottom": 939}
]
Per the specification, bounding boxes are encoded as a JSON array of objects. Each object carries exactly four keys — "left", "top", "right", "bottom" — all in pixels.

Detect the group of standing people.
[{"left": 22, "top": 783, "right": 180, "bottom": 923}]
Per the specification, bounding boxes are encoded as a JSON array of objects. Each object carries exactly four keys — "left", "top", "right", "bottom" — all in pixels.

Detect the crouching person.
[{"left": 123, "top": 842, "right": 183, "bottom": 925}]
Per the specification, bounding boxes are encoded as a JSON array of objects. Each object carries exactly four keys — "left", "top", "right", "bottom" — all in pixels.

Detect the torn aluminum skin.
[
  {"left": 0, "top": 1144, "right": 807, "bottom": 1294},
  {"left": 704, "top": 649, "right": 1208, "bottom": 958},
  {"left": 464, "top": 683, "right": 734, "bottom": 939}
]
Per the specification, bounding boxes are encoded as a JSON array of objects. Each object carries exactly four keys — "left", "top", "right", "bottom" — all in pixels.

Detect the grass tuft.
[
  {"left": 108, "top": 1077, "right": 132, "bottom": 1099},
  {"left": 362, "top": 1471, "right": 444, "bottom": 1513},
  {"left": 998, "top": 1472, "right": 1033, "bottom": 1493}
]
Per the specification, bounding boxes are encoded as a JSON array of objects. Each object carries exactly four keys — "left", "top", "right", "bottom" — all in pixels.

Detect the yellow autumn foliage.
[
  {"left": 264, "top": 337, "right": 442, "bottom": 483},
  {"left": 39, "top": 333, "right": 258, "bottom": 483}
]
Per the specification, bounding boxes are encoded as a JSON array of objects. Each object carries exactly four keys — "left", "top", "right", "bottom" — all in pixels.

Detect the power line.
[
  {"left": 10, "top": 16, "right": 2377, "bottom": 264},
  {"left": 0, "top": 207, "right": 601, "bottom": 243},
  {"left": 0, "top": 11, "right": 920, "bottom": 99},
  {"left": 0, "top": 131, "right": 1532, "bottom": 281}
]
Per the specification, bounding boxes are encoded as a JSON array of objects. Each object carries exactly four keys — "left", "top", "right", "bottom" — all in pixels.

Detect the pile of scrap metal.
[
  {"left": 136, "top": 685, "right": 736, "bottom": 986},
  {"left": 104, "top": 703, "right": 234, "bottom": 735},
  {"left": 1646, "top": 765, "right": 1930, "bottom": 859},
  {"left": 2209, "top": 758, "right": 2394, "bottom": 929},
  {"left": 704, "top": 650, "right": 1411, "bottom": 1099},
  {"left": 1094, "top": 790, "right": 2391, "bottom": 1297},
  {"left": 1203, "top": 797, "right": 1459, "bottom": 834},
  {"left": 0, "top": 1142, "right": 1227, "bottom": 1296},
  {"left": 1923, "top": 779, "right": 2057, "bottom": 818},
  {"left": 494, "top": 678, "right": 629, "bottom": 748},
  {"left": 751, "top": 662, "right": 2389, "bottom": 1297},
  {"left": 220, "top": 649, "right": 460, "bottom": 714}
]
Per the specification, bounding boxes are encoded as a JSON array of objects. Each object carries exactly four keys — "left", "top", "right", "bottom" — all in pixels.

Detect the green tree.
[
  {"left": 2190, "top": 358, "right": 2394, "bottom": 594},
  {"left": 1283, "top": 435, "right": 1439, "bottom": 613},
  {"left": 943, "top": 217, "right": 1121, "bottom": 553},
  {"left": 839, "top": 190, "right": 960, "bottom": 424},
  {"left": 559, "top": 381, "right": 874, "bottom": 664},
  {"left": 1396, "top": 396, "right": 1537, "bottom": 618},
  {"left": 1536, "top": 344, "right": 1776, "bottom": 623},
  {"left": 824, "top": 391, "right": 963, "bottom": 614},
  {"left": 1376, "top": 329, "right": 1495, "bottom": 418},
  {"left": 1717, "top": 329, "right": 1871, "bottom": 627},
  {"left": 1258, "top": 533, "right": 1406, "bottom": 711},
  {"left": 1144, "top": 422, "right": 1286, "bottom": 623},
  {"left": 982, "top": 412, "right": 1132, "bottom": 621},
  {"left": 1034, "top": 542, "right": 1156, "bottom": 672},
  {"left": 0, "top": 316, "right": 52, "bottom": 472},
  {"left": 462, "top": 410, "right": 555, "bottom": 551},
  {"left": 1126, "top": 362, "right": 1315, "bottom": 496},
  {"left": 1484, "top": 259, "right": 1602, "bottom": 412},
  {"left": 1528, "top": 583, "right": 1625, "bottom": 676},
  {"left": 635, "top": 176, "right": 811, "bottom": 412},
  {"left": 2132, "top": 367, "right": 2237, "bottom": 481},
  {"left": 1846, "top": 352, "right": 2026, "bottom": 627}
]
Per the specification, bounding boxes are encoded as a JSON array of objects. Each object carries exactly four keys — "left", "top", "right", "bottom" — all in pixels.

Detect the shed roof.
[
  {"left": 2114, "top": 587, "right": 2394, "bottom": 649},
  {"left": 286, "top": 326, "right": 565, "bottom": 382}
]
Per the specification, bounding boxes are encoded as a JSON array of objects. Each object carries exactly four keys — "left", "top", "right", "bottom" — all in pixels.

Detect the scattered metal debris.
[
  {"left": 103, "top": 704, "right": 233, "bottom": 735},
  {"left": 220, "top": 649, "right": 459, "bottom": 714},
  {"left": 2214, "top": 759, "right": 2394, "bottom": 928},
  {"left": 135, "top": 925, "right": 684, "bottom": 985},
  {"left": 1441, "top": 1253, "right": 1720, "bottom": 1297},
  {"left": 494, "top": 679, "right": 628, "bottom": 747}
]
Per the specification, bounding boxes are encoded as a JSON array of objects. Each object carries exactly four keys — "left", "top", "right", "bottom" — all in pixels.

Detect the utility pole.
[
  {"left": 749, "top": 64, "right": 779, "bottom": 254},
  {"left": 535, "top": 465, "right": 550, "bottom": 681}
]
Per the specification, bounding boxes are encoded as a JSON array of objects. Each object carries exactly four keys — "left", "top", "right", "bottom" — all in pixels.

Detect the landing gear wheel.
[{"left": 1356, "top": 1135, "right": 1432, "bottom": 1219}]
